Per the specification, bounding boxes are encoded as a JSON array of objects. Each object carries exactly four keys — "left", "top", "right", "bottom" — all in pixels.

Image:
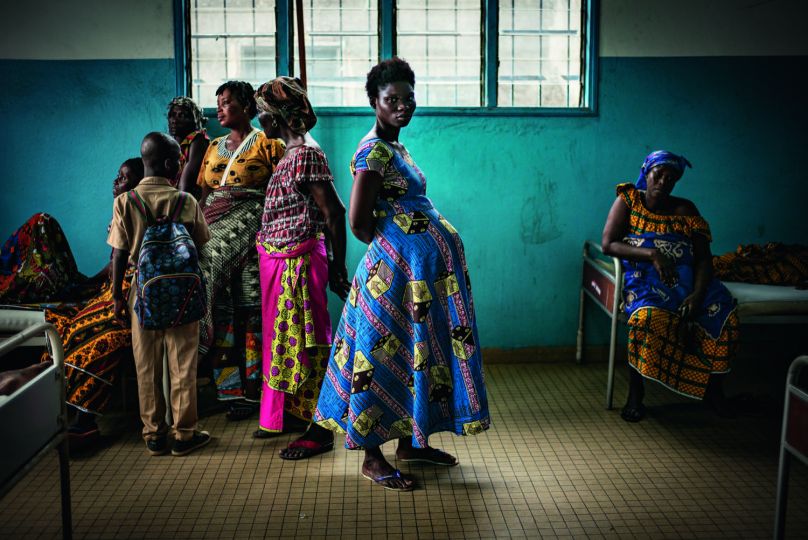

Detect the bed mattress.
[
  {"left": 0, "top": 306, "right": 47, "bottom": 347},
  {"left": 723, "top": 282, "right": 808, "bottom": 318}
]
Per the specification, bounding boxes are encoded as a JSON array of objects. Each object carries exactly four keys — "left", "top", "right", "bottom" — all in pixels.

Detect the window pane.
[
  {"left": 397, "top": 0, "right": 482, "bottom": 107},
  {"left": 299, "top": 0, "right": 379, "bottom": 107},
  {"left": 498, "top": 0, "right": 583, "bottom": 108},
  {"left": 190, "top": 0, "right": 277, "bottom": 109}
]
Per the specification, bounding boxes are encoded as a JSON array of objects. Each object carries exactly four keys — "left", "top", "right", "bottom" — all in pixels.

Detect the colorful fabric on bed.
[
  {"left": 44, "top": 270, "right": 134, "bottom": 414},
  {"left": 0, "top": 213, "right": 90, "bottom": 303},
  {"left": 314, "top": 139, "right": 490, "bottom": 449},
  {"left": 256, "top": 236, "right": 331, "bottom": 432},
  {"left": 617, "top": 183, "right": 739, "bottom": 399},
  {"left": 713, "top": 243, "right": 808, "bottom": 287}
]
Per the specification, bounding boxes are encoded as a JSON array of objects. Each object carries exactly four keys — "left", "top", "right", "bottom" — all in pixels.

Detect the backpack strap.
[
  {"left": 127, "top": 190, "right": 155, "bottom": 226},
  {"left": 169, "top": 192, "right": 188, "bottom": 222}
]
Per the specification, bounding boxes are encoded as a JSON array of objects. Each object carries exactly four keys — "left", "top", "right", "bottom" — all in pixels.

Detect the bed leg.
[
  {"left": 576, "top": 287, "right": 586, "bottom": 364},
  {"left": 605, "top": 311, "right": 619, "bottom": 410},
  {"left": 58, "top": 436, "right": 72, "bottom": 540},
  {"left": 775, "top": 450, "right": 790, "bottom": 540}
]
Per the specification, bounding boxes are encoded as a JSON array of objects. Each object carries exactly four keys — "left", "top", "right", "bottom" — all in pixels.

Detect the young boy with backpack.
[{"left": 109, "top": 132, "right": 212, "bottom": 456}]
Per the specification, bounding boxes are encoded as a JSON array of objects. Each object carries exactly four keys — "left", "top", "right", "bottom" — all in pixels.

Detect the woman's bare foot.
[{"left": 362, "top": 447, "right": 414, "bottom": 491}]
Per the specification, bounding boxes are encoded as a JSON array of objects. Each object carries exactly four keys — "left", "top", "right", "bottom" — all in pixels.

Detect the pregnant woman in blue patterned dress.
[{"left": 314, "top": 58, "right": 490, "bottom": 491}]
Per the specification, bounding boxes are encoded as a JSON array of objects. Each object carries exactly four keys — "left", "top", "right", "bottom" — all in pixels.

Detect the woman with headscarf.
[
  {"left": 602, "top": 150, "right": 739, "bottom": 422},
  {"left": 166, "top": 96, "right": 209, "bottom": 193},
  {"left": 252, "top": 76, "right": 351, "bottom": 459},
  {"left": 196, "top": 81, "right": 286, "bottom": 421}
]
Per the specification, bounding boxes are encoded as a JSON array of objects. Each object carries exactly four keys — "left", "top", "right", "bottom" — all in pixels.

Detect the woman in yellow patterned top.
[
  {"left": 602, "top": 150, "right": 739, "bottom": 422},
  {"left": 196, "top": 80, "right": 285, "bottom": 420}
]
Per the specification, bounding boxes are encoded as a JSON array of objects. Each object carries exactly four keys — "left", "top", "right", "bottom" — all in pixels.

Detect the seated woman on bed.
[
  {"left": 0, "top": 158, "right": 145, "bottom": 439},
  {"left": 601, "top": 150, "right": 739, "bottom": 422}
]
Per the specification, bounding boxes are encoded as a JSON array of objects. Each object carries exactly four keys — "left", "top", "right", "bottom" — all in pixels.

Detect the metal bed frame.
[
  {"left": 576, "top": 239, "right": 808, "bottom": 410},
  {"left": 0, "top": 321, "right": 72, "bottom": 540},
  {"left": 576, "top": 240, "right": 625, "bottom": 410},
  {"left": 774, "top": 355, "right": 808, "bottom": 539}
]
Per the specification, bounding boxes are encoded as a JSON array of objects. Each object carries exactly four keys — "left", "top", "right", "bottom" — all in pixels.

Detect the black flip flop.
[
  {"left": 278, "top": 439, "right": 334, "bottom": 460},
  {"left": 252, "top": 429, "right": 283, "bottom": 439},
  {"left": 620, "top": 404, "right": 646, "bottom": 423},
  {"left": 362, "top": 469, "right": 415, "bottom": 492},
  {"left": 225, "top": 402, "right": 257, "bottom": 421}
]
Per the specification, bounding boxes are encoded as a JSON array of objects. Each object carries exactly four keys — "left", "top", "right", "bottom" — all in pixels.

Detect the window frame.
[{"left": 176, "top": 0, "right": 599, "bottom": 117}]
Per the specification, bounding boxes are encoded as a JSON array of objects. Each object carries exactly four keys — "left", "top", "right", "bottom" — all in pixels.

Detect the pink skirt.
[{"left": 256, "top": 237, "right": 332, "bottom": 432}]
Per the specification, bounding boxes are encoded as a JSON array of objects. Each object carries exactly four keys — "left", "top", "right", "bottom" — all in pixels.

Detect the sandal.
[
  {"left": 278, "top": 439, "right": 334, "bottom": 461},
  {"left": 620, "top": 404, "right": 646, "bottom": 423},
  {"left": 362, "top": 469, "right": 415, "bottom": 492},
  {"left": 252, "top": 429, "right": 283, "bottom": 439},
  {"left": 68, "top": 424, "right": 99, "bottom": 438},
  {"left": 397, "top": 448, "right": 459, "bottom": 467},
  {"left": 225, "top": 401, "right": 257, "bottom": 421}
]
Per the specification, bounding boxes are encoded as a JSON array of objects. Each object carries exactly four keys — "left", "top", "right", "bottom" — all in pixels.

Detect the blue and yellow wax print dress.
[
  {"left": 617, "top": 183, "right": 739, "bottom": 399},
  {"left": 314, "top": 138, "right": 490, "bottom": 449}
]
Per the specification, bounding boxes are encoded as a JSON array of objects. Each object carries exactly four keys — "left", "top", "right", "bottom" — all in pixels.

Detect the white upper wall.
[
  {"left": 0, "top": 0, "right": 174, "bottom": 60},
  {"left": 601, "top": 0, "right": 808, "bottom": 57},
  {"left": 2, "top": 0, "right": 806, "bottom": 60}
]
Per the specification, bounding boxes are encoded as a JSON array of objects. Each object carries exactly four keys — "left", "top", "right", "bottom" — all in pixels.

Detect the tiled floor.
[{"left": 1, "top": 359, "right": 807, "bottom": 539}]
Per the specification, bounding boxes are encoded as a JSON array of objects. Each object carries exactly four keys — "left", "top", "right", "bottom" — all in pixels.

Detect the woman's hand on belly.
[{"left": 651, "top": 250, "right": 679, "bottom": 287}]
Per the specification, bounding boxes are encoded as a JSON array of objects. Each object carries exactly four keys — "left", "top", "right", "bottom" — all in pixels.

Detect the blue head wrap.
[{"left": 636, "top": 150, "right": 692, "bottom": 190}]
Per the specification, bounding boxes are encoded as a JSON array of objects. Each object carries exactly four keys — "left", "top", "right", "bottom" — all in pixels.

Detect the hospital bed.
[
  {"left": 0, "top": 313, "right": 72, "bottom": 539},
  {"left": 576, "top": 240, "right": 808, "bottom": 409},
  {"left": 774, "top": 355, "right": 808, "bottom": 539},
  {"left": 0, "top": 304, "right": 173, "bottom": 423}
]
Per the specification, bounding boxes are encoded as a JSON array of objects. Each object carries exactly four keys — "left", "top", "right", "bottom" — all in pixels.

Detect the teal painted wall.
[
  {"left": 0, "top": 58, "right": 176, "bottom": 273},
  {"left": 2, "top": 56, "right": 806, "bottom": 348}
]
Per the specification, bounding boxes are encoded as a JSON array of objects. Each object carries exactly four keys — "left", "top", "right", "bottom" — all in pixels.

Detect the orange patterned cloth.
[
  {"left": 713, "top": 243, "right": 808, "bottom": 287},
  {"left": 628, "top": 308, "right": 739, "bottom": 399},
  {"left": 44, "top": 271, "right": 134, "bottom": 414},
  {"left": 617, "top": 184, "right": 712, "bottom": 240}
]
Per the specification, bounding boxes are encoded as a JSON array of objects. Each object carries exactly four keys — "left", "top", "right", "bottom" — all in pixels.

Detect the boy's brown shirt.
[{"left": 107, "top": 176, "right": 210, "bottom": 264}]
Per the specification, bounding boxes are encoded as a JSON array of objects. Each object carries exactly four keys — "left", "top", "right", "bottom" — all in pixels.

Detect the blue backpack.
[{"left": 128, "top": 190, "right": 206, "bottom": 330}]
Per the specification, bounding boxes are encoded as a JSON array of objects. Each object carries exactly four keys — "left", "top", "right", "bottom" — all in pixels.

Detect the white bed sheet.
[
  {"left": 0, "top": 306, "right": 47, "bottom": 347},
  {"left": 723, "top": 282, "right": 808, "bottom": 317}
]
